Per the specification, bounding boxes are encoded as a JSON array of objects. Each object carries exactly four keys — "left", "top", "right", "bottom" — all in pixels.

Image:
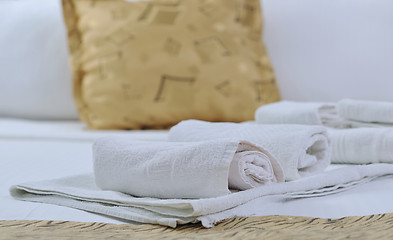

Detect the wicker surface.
[{"left": 1, "top": 214, "right": 393, "bottom": 240}]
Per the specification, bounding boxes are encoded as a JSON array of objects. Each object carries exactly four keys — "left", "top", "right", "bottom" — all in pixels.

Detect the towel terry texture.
[
  {"left": 168, "top": 120, "right": 331, "bottom": 181},
  {"left": 93, "top": 138, "right": 284, "bottom": 199},
  {"left": 337, "top": 99, "right": 393, "bottom": 125},
  {"left": 10, "top": 164, "right": 393, "bottom": 228},
  {"left": 329, "top": 128, "right": 393, "bottom": 164}
]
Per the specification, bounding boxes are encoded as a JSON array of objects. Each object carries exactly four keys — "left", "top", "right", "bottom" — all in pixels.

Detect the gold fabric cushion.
[{"left": 63, "top": 0, "right": 280, "bottom": 129}]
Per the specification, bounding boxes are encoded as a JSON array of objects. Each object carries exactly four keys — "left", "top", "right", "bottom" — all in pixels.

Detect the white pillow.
[
  {"left": 0, "top": 0, "right": 78, "bottom": 120},
  {"left": 262, "top": 0, "right": 393, "bottom": 102}
]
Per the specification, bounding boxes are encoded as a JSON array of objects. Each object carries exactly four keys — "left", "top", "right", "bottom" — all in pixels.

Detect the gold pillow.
[{"left": 63, "top": 0, "right": 280, "bottom": 129}]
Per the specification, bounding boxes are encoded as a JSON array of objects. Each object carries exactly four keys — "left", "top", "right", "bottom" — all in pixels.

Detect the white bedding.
[
  {"left": 0, "top": 119, "right": 167, "bottom": 224},
  {"left": 1, "top": 118, "right": 393, "bottom": 225}
]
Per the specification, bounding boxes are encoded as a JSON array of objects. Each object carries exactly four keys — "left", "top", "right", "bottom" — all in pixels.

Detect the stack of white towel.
[
  {"left": 91, "top": 121, "right": 331, "bottom": 198},
  {"left": 256, "top": 99, "right": 393, "bottom": 164},
  {"left": 12, "top": 116, "right": 339, "bottom": 227},
  {"left": 10, "top": 98, "right": 393, "bottom": 228}
]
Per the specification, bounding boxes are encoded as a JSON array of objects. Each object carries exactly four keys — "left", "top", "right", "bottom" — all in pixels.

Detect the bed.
[{"left": 2, "top": 0, "right": 393, "bottom": 238}]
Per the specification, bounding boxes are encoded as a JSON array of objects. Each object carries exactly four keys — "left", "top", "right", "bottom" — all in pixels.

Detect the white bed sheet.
[
  {"left": 1, "top": 118, "right": 393, "bottom": 224},
  {"left": 0, "top": 118, "right": 167, "bottom": 224}
]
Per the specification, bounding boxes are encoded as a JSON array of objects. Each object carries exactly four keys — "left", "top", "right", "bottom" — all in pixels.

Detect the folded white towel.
[
  {"left": 329, "top": 128, "right": 393, "bottom": 164},
  {"left": 255, "top": 101, "right": 348, "bottom": 128},
  {"left": 255, "top": 100, "right": 389, "bottom": 128},
  {"left": 254, "top": 100, "right": 393, "bottom": 164},
  {"left": 93, "top": 137, "right": 284, "bottom": 199},
  {"left": 11, "top": 164, "right": 393, "bottom": 228},
  {"left": 169, "top": 120, "right": 331, "bottom": 181},
  {"left": 337, "top": 99, "right": 393, "bottom": 124}
]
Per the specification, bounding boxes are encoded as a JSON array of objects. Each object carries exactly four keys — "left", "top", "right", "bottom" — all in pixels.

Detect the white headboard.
[{"left": 262, "top": 0, "right": 393, "bottom": 102}]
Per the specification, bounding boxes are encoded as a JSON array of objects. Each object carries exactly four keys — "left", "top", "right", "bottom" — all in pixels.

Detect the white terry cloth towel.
[
  {"left": 93, "top": 137, "right": 284, "bottom": 199},
  {"left": 169, "top": 120, "right": 331, "bottom": 181},
  {"left": 255, "top": 101, "right": 348, "bottom": 128},
  {"left": 337, "top": 99, "right": 393, "bottom": 125},
  {"left": 329, "top": 128, "right": 393, "bottom": 164},
  {"left": 10, "top": 164, "right": 393, "bottom": 228}
]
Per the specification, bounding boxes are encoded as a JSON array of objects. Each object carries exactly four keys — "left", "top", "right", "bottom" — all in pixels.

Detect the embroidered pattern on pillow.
[{"left": 63, "top": 0, "right": 280, "bottom": 129}]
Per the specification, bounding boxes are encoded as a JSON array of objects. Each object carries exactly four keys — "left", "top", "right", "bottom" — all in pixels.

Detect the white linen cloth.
[
  {"left": 10, "top": 164, "right": 393, "bottom": 228},
  {"left": 337, "top": 99, "right": 393, "bottom": 124},
  {"left": 93, "top": 138, "right": 284, "bottom": 199},
  {"left": 329, "top": 128, "right": 393, "bottom": 164},
  {"left": 168, "top": 120, "right": 331, "bottom": 181}
]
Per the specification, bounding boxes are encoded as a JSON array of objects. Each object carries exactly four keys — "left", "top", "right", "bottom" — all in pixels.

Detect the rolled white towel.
[
  {"left": 229, "top": 149, "right": 280, "bottom": 190},
  {"left": 93, "top": 137, "right": 284, "bottom": 199},
  {"left": 337, "top": 99, "right": 393, "bottom": 124},
  {"left": 169, "top": 120, "right": 331, "bottom": 181},
  {"left": 255, "top": 101, "right": 348, "bottom": 128},
  {"left": 329, "top": 128, "right": 393, "bottom": 164}
]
